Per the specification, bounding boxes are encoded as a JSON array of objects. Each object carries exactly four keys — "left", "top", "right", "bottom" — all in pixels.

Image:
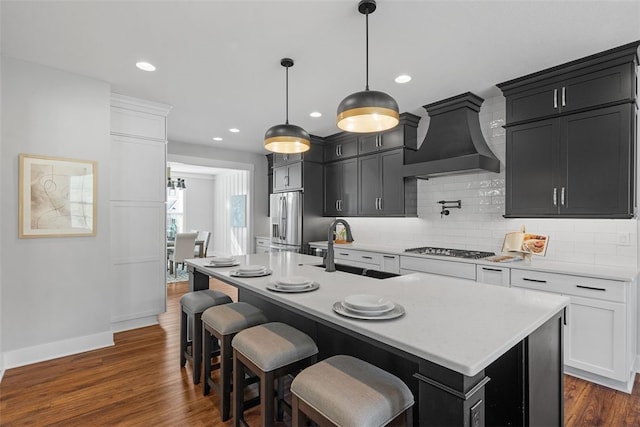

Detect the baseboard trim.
[
  {"left": 565, "top": 366, "right": 636, "bottom": 394},
  {"left": 2, "top": 331, "right": 114, "bottom": 370},
  {"left": 111, "top": 315, "right": 159, "bottom": 333}
]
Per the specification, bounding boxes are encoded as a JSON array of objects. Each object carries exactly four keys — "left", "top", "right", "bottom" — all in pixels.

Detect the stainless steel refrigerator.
[{"left": 269, "top": 191, "right": 331, "bottom": 253}]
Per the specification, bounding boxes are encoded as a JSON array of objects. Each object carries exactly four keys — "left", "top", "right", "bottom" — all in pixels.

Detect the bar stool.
[
  {"left": 232, "top": 322, "right": 318, "bottom": 427},
  {"left": 202, "top": 302, "right": 268, "bottom": 421},
  {"left": 290, "top": 355, "right": 414, "bottom": 427},
  {"left": 180, "top": 289, "right": 233, "bottom": 384}
]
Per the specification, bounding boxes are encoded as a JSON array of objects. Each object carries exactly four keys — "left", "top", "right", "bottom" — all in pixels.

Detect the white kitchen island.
[{"left": 186, "top": 252, "right": 569, "bottom": 426}]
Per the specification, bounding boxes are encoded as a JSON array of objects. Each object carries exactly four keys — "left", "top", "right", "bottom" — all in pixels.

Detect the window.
[{"left": 167, "top": 188, "right": 185, "bottom": 238}]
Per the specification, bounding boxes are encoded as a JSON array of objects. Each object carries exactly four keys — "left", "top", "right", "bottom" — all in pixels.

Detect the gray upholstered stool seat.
[
  {"left": 232, "top": 322, "right": 318, "bottom": 427},
  {"left": 202, "top": 302, "right": 268, "bottom": 421},
  {"left": 180, "top": 289, "right": 233, "bottom": 384},
  {"left": 290, "top": 355, "right": 414, "bottom": 427}
]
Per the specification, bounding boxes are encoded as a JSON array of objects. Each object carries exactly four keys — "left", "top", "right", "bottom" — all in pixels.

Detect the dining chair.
[
  {"left": 194, "top": 230, "right": 211, "bottom": 258},
  {"left": 169, "top": 232, "right": 197, "bottom": 277}
]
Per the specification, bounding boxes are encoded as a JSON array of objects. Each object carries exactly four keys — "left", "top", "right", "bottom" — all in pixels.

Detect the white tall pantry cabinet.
[{"left": 109, "top": 94, "right": 172, "bottom": 332}]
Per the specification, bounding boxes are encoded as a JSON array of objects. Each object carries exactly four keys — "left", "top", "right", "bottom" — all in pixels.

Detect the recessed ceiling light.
[
  {"left": 212, "top": 137, "right": 223, "bottom": 141},
  {"left": 136, "top": 61, "right": 156, "bottom": 72},
  {"left": 395, "top": 74, "right": 412, "bottom": 84},
  {"left": 229, "top": 128, "right": 240, "bottom": 133},
  {"left": 310, "top": 112, "right": 322, "bottom": 118}
]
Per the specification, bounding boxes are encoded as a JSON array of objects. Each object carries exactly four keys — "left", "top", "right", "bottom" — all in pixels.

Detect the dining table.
[{"left": 185, "top": 252, "right": 568, "bottom": 427}]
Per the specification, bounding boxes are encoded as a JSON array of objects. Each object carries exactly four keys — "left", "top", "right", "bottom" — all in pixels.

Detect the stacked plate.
[
  {"left": 229, "top": 265, "right": 272, "bottom": 277},
  {"left": 267, "top": 276, "right": 319, "bottom": 293},
  {"left": 205, "top": 256, "right": 238, "bottom": 268},
  {"left": 333, "top": 294, "right": 405, "bottom": 320}
]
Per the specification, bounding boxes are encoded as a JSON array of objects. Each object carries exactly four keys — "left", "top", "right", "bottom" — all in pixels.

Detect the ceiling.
[{"left": 2, "top": 0, "right": 639, "bottom": 156}]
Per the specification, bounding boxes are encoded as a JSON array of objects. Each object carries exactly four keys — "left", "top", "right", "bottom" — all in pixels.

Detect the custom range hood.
[{"left": 404, "top": 92, "right": 500, "bottom": 179}]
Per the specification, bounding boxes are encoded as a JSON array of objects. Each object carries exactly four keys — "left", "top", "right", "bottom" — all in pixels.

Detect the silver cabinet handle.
[
  {"left": 338, "top": 200, "right": 342, "bottom": 211},
  {"left": 284, "top": 154, "right": 288, "bottom": 161},
  {"left": 561, "top": 86, "right": 566, "bottom": 107},
  {"left": 553, "top": 188, "right": 557, "bottom": 206},
  {"left": 376, "top": 135, "right": 381, "bottom": 148},
  {"left": 374, "top": 198, "right": 379, "bottom": 210},
  {"left": 561, "top": 187, "right": 565, "bottom": 206},
  {"left": 553, "top": 88, "right": 558, "bottom": 109},
  {"left": 335, "top": 200, "right": 339, "bottom": 211},
  {"left": 339, "top": 145, "right": 342, "bottom": 156}
]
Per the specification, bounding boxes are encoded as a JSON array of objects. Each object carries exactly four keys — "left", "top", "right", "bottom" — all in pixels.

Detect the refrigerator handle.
[{"left": 280, "top": 196, "right": 287, "bottom": 240}]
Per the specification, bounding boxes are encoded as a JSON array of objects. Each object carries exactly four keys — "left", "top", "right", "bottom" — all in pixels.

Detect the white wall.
[
  {"left": 346, "top": 94, "right": 639, "bottom": 270},
  {"left": 1, "top": 57, "right": 113, "bottom": 368}
]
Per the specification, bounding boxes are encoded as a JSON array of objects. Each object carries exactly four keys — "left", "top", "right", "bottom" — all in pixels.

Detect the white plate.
[
  {"left": 205, "top": 262, "right": 239, "bottom": 268},
  {"left": 341, "top": 302, "right": 395, "bottom": 316},
  {"left": 333, "top": 302, "right": 405, "bottom": 320},
  {"left": 266, "top": 282, "right": 319, "bottom": 293},
  {"left": 229, "top": 269, "right": 272, "bottom": 278},
  {"left": 236, "top": 264, "right": 267, "bottom": 273},
  {"left": 276, "top": 276, "right": 314, "bottom": 287},
  {"left": 211, "top": 257, "right": 235, "bottom": 263},
  {"left": 342, "top": 294, "right": 393, "bottom": 312}
]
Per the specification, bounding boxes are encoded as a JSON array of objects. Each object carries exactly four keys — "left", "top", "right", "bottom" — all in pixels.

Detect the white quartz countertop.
[
  {"left": 308, "top": 241, "right": 639, "bottom": 282},
  {"left": 186, "top": 252, "right": 569, "bottom": 377}
]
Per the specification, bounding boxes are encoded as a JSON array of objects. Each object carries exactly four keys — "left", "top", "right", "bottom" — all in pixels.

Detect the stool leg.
[
  {"left": 203, "top": 326, "right": 212, "bottom": 395},
  {"left": 220, "top": 334, "right": 233, "bottom": 421},
  {"left": 261, "top": 370, "right": 275, "bottom": 427},
  {"left": 233, "top": 349, "right": 245, "bottom": 427},
  {"left": 180, "top": 309, "right": 187, "bottom": 368},
  {"left": 193, "top": 313, "right": 203, "bottom": 384}
]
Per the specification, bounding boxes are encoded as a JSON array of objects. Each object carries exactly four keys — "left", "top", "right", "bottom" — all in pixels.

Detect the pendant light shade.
[
  {"left": 337, "top": 0, "right": 399, "bottom": 133},
  {"left": 264, "top": 58, "right": 311, "bottom": 153}
]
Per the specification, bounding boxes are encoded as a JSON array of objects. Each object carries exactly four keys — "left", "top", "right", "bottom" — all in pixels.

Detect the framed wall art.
[
  {"left": 230, "top": 194, "right": 246, "bottom": 228},
  {"left": 19, "top": 154, "right": 97, "bottom": 238}
]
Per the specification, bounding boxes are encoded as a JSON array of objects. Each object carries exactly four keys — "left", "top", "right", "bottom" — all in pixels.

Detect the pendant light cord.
[
  {"left": 365, "top": 10, "right": 369, "bottom": 91},
  {"left": 285, "top": 65, "right": 290, "bottom": 124}
]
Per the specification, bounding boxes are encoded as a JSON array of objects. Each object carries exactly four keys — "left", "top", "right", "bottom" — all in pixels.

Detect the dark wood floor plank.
[{"left": 1, "top": 278, "right": 638, "bottom": 426}]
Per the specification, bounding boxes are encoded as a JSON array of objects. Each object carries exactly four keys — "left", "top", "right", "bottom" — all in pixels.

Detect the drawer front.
[
  {"left": 476, "top": 265, "right": 510, "bottom": 287},
  {"left": 400, "top": 256, "right": 476, "bottom": 280},
  {"left": 255, "top": 238, "right": 270, "bottom": 247},
  {"left": 334, "top": 249, "right": 382, "bottom": 266},
  {"left": 510, "top": 269, "right": 626, "bottom": 302}
]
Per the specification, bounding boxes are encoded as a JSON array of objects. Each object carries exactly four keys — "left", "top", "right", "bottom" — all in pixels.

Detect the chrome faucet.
[{"left": 325, "top": 219, "right": 354, "bottom": 272}]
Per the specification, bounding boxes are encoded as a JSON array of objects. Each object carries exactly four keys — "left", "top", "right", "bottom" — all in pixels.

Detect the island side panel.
[{"left": 188, "top": 265, "right": 211, "bottom": 292}]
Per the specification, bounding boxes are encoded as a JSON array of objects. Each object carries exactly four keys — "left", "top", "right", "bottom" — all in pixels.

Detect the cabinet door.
[
  {"left": 324, "top": 162, "right": 341, "bottom": 216},
  {"left": 273, "top": 165, "right": 288, "bottom": 192},
  {"left": 340, "top": 159, "right": 358, "bottom": 216},
  {"left": 505, "top": 83, "right": 559, "bottom": 123},
  {"left": 358, "top": 154, "right": 381, "bottom": 215},
  {"left": 379, "top": 150, "right": 405, "bottom": 215},
  {"left": 286, "top": 162, "right": 302, "bottom": 190},
  {"left": 324, "top": 138, "right": 358, "bottom": 162},
  {"left": 560, "top": 104, "right": 632, "bottom": 217},
  {"left": 358, "top": 134, "right": 379, "bottom": 155},
  {"left": 505, "top": 119, "right": 560, "bottom": 216},
  {"left": 476, "top": 265, "right": 510, "bottom": 287},
  {"left": 561, "top": 64, "right": 634, "bottom": 114},
  {"left": 565, "top": 296, "right": 626, "bottom": 381},
  {"left": 273, "top": 153, "right": 302, "bottom": 166}
]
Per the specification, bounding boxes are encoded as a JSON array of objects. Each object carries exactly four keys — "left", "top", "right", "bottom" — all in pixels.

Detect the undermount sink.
[{"left": 313, "top": 263, "right": 399, "bottom": 279}]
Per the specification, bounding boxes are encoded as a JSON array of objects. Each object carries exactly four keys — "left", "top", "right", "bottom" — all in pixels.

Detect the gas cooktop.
[{"left": 405, "top": 246, "right": 495, "bottom": 259}]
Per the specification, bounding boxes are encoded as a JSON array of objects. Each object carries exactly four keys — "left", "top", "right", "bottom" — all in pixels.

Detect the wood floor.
[{"left": 1, "top": 279, "right": 639, "bottom": 426}]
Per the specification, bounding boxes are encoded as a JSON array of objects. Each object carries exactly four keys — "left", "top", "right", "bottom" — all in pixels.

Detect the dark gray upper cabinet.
[
  {"left": 358, "top": 149, "right": 407, "bottom": 216},
  {"left": 323, "top": 158, "right": 358, "bottom": 216},
  {"left": 323, "top": 133, "right": 358, "bottom": 162},
  {"left": 500, "top": 41, "right": 638, "bottom": 219},
  {"left": 272, "top": 152, "right": 302, "bottom": 166},
  {"left": 499, "top": 42, "right": 639, "bottom": 125},
  {"left": 358, "top": 113, "right": 420, "bottom": 155},
  {"left": 273, "top": 161, "right": 302, "bottom": 192}
]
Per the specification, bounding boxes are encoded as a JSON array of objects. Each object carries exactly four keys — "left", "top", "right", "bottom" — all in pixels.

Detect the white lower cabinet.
[
  {"left": 565, "top": 296, "right": 626, "bottom": 381},
  {"left": 255, "top": 237, "right": 271, "bottom": 254},
  {"left": 511, "top": 268, "right": 636, "bottom": 392},
  {"left": 476, "top": 265, "right": 510, "bottom": 287},
  {"left": 400, "top": 255, "right": 476, "bottom": 280},
  {"left": 334, "top": 248, "right": 400, "bottom": 274}
]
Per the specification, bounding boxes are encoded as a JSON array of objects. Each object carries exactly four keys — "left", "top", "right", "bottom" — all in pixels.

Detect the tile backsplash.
[{"left": 344, "top": 94, "right": 639, "bottom": 270}]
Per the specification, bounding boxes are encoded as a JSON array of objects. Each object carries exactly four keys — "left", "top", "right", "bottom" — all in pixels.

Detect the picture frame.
[{"left": 19, "top": 154, "right": 97, "bottom": 238}]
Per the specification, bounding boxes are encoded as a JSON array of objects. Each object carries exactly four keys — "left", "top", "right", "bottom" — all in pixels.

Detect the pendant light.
[
  {"left": 337, "top": 0, "right": 399, "bottom": 133},
  {"left": 264, "top": 58, "right": 311, "bottom": 153}
]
